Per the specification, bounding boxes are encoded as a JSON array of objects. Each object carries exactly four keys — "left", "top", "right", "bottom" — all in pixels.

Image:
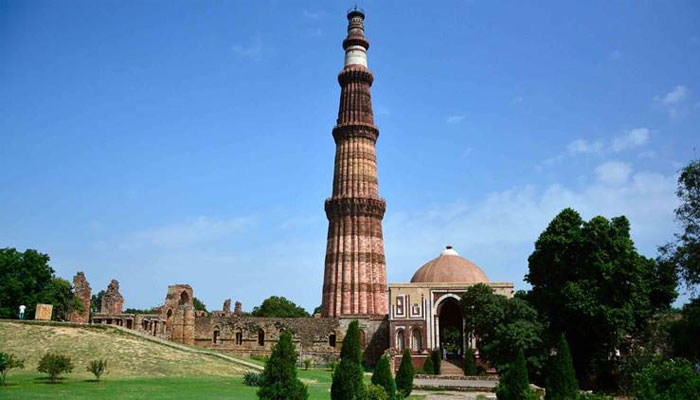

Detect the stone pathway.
[
  {"left": 440, "top": 360, "right": 464, "bottom": 375},
  {"left": 413, "top": 390, "right": 496, "bottom": 400},
  {"left": 413, "top": 377, "right": 498, "bottom": 390}
]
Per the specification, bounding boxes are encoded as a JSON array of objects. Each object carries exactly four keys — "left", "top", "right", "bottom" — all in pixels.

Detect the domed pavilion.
[{"left": 388, "top": 245, "right": 514, "bottom": 369}]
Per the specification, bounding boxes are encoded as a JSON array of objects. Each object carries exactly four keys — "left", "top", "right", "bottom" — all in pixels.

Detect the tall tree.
[
  {"left": 257, "top": 331, "right": 308, "bottom": 400},
  {"left": 0, "top": 248, "right": 54, "bottom": 319},
  {"left": 545, "top": 334, "right": 578, "bottom": 400},
  {"left": 526, "top": 208, "right": 676, "bottom": 388},
  {"left": 395, "top": 349, "right": 414, "bottom": 398},
  {"left": 39, "top": 277, "right": 83, "bottom": 321},
  {"left": 371, "top": 356, "right": 396, "bottom": 399},
  {"left": 90, "top": 290, "right": 105, "bottom": 314},
  {"left": 331, "top": 320, "right": 365, "bottom": 400},
  {"left": 251, "top": 296, "right": 310, "bottom": 318}
]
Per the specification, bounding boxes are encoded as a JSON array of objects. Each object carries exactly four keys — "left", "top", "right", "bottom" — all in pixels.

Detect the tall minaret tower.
[{"left": 322, "top": 9, "right": 388, "bottom": 317}]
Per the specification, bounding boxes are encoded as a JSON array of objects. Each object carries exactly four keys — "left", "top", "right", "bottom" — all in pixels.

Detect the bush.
[
  {"left": 257, "top": 332, "right": 308, "bottom": 400},
  {"left": 633, "top": 358, "right": 700, "bottom": 400},
  {"left": 495, "top": 349, "right": 531, "bottom": 400},
  {"left": 371, "top": 356, "right": 396, "bottom": 399},
  {"left": 366, "top": 384, "right": 389, "bottom": 400},
  {"left": 37, "top": 353, "right": 73, "bottom": 383},
  {"left": 0, "top": 352, "right": 25, "bottom": 385},
  {"left": 86, "top": 359, "right": 108, "bottom": 381},
  {"left": 422, "top": 356, "right": 435, "bottom": 374},
  {"left": 243, "top": 371, "right": 263, "bottom": 386},
  {"left": 545, "top": 334, "right": 578, "bottom": 400},
  {"left": 331, "top": 320, "right": 365, "bottom": 400},
  {"left": 303, "top": 358, "right": 312, "bottom": 371},
  {"left": 431, "top": 349, "right": 441, "bottom": 375},
  {"left": 464, "top": 348, "right": 478, "bottom": 376},
  {"left": 396, "top": 349, "right": 414, "bottom": 397}
]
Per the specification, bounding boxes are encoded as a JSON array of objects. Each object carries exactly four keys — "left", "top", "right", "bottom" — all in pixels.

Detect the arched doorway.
[
  {"left": 437, "top": 297, "right": 463, "bottom": 361},
  {"left": 396, "top": 330, "right": 405, "bottom": 352},
  {"left": 179, "top": 291, "right": 190, "bottom": 305},
  {"left": 166, "top": 309, "right": 173, "bottom": 331}
]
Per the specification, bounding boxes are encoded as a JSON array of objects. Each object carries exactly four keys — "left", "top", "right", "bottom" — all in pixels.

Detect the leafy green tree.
[
  {"left": 371, "top": 356, "right": 396, "bottom": 399},
  {"left": 669, "top": 297, "right": 700, "bottom": 363},
  {"left": 331, "top": 320, "right": 365, "bottom": 400},
  {"left": 39, "top": 277, "right": 84, "bottom": 320},
  {"left": 633, "top": 358, "right": 700, "bottom": 400},
  {"left": 0, "top": 248, "right": 54, "bottom": 319},
  {"left": 464, "top": 348, "right": 478, "bottom": 376},
  {"left": 495, "top": 349, "right": 531, "bottom": 400},
  {"left": 90, "top": 290, "right": 105, "bottom": 314},
  {"left": 395, "top": 349, "right": 414, "bottom": 397},
  {"left": 430, "top": 348, "right": 442, "bottom": 375},
  {"left": 422, "top": 356, "right": 434, "bottom": 374},
  {"left": 545, "top": 334, "right": 578, "bottom": 400},
  {"left": 0, "top": 352, "right": 24, "bottom": 385},
  {"left": 251, "top": 296, "right": 310, "bottom": 318},
  {"left": 193, "top": 297, "right": 208, "bottom": 313},
  {"left": 37, "top": 353, "right": 73, "bottom": 383},
  {"left": 312, "top": 305, "right": 323, "bottom": 315},
  {"left": 661, "top": 159, "right": 700, "bottom": 289},
  {"left": 87, "top": 359, "right": 108, "bottom": 381},
  {"left": 257, "top": 331, "right": 308, "bottom": 400},
  {"left": 124, "top": 307, "right": 157, "bottom": 314},
  {"left": 460, "top": 284, "right": 545, "bottom": 376},
  {"left": 525, "top": 208, "right": 676, "bottom": 388}
]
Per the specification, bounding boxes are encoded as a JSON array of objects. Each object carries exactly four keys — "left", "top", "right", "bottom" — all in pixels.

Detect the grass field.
[{"left": 0, "top": 322, "right": 427, "bottom": 399}]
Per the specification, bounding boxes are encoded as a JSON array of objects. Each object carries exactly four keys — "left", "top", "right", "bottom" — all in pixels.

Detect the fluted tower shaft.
[{"left": 322, "top": 10, "right": 387, "bottom": 317}]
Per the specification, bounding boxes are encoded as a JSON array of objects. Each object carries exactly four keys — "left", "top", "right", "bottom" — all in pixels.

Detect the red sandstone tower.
[{"left": 321, "top": 9, "right": 388, "bottom": 317}]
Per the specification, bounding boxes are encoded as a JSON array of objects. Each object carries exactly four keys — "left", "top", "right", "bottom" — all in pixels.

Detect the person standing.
[{"left": 18, "top": 304, "right": 26, "bottom": 319}]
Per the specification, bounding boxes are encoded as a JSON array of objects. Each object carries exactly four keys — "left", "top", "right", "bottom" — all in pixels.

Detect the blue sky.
[{"left": 1, "top": 1, "right": 699, "bottom": 312}]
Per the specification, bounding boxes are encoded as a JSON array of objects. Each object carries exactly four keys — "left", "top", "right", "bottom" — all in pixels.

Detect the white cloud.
[
  {"left": 595, "top": 160, "right": 632, "bottom": 185},
  {"left": 567, "top": 139, "right": 604, "bottom": 155},
  {"left": 120, "top": 216, "right": 256, "bottom": 249},
  {"left": 660, "top": 85, "right": 688, "bottom": 105},
  {"left": 384, "top": 165, "right": 678, "bottom": 291},
  {"left": 611, "top": 128, "right": 650, "bottom": 152},
  {"left": 446, "top": 115, "right": 465, "bottom": 124},
  {"left": 232, "top": 34, "right": 266, "bottom": 60}
]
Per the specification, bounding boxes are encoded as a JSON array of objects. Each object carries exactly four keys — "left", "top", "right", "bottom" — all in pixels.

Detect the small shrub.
[
  {"left": 37, "top": 353, "right": 73, "bottom": 383},
  {"left": 86, "top": 359, "right": 108, "bottom": 381},
  {"left": 431, "top": 349, "right": 441, "bottom": 375},
  {"left": 495, "top": 349, "right": 531, "bottom": 400},
  {"left": 396, "top": 349, "right": 414, "bottom": 397},
  {"left": 371, "top": 356, "right": 396, "bottom": 399},
  {"left": 633, "top": 358, "right": 700, "bottom": 400},
  {"left": 303, "top": 358, "right": 312, "bottom": 370},
  {"left": 422, "top": 356, "right": 435, "bottom": 374},
  {"left": 0, "top": 352, "right": 25, "bottom": 385},
  {"left": 545, "top": 334, "right": 578, "bottom": 400},
  {"left": 243, "top": 371, "right": 263, "bottom": 386},
  {"left": 366, "top": 384, "right": 389, "bottom": 400},
  {"left": 464, "top": 348, "right": 478, "bottom": 376},
  {"left": 476, "top": 364, "right": 488, "bottom": 375}
]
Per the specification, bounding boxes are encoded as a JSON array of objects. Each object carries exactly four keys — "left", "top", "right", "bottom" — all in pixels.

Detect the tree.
[
  {"left": 371, "top": 356, "right": 396, "bottom": 399},
  {"left": 257, "top": 331, "right": 308, "bottom": 400},
  {"left": 366, "top": 384, "right": 389, "bottom": 400},
  {"left": 430, "top": 348, "right": 442, "bottom": 375},
  {"left": 331, "top": 320, "right": 365, "bottom": 400},
  {"left": 422, "top": 356, "right": 434, "bottom": 374},
  {"left": 251, "top": 296, "right": 310, "bottom": 318},
  {"left": 0, "top": 352, "right": 24, "bottom": 385},
  {"left": 464, "top": 347, "right": 477, "bottom": 376},
  {"left": 40, "top": 277, "right": 84, "bottom": 320},
  {"left": 669, "top": 297, "right": 700, "bottom": 363},
  {"left": 91, "top": 290, "right": 105, "bottom": 314},
  {"left": 87, "top": 359, "right": 108, "bottom": 381},
  {"left": 633, "top": 358, "right": 700, "bottom": 400},
  {"left": 525, "top": 208, "right": 676, "bottom": 388},
  {"left": 662, "top": 159, "right": 700, "bottom": 290},
  {"left": 193, "top": 297, "right": 208, "bottom": 313},
  {"left": 495, "top": 349, "right": 531, "bottom": 400},
  {"left": 545, "top": 334, "right": 578, "bottom": 400},
  {"left": 313, "top": 305, "right": 323, "bottom": 315},
  {"left": 0, "top": 248, "right": 54, "bottom": 319},
  {"left": 37, "top": 353, "right": 73, "bottom": 383},
  {"left": 395, "top": 349, "right": 414, "bottom": 398},
  {"left": 460, "top": 284, "right": 545, "bottom": 376}
]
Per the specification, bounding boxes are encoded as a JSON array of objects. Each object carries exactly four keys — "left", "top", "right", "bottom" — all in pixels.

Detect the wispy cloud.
[
  {"left": 611, "top": 128, "right": 650, "bottom": 152},
  {"left": 446, "top": 114, "right": 465, "bottom": 124},
  {"left": 654, "top": 85, "right": 691, "bottom": 119},
  {"left": 567, "top": 138, "right": 604, "bottom": 155},
  {"left": 542, "top": 128, "right": 651, "bottom": 168},
  {"left": 120, "top": 216, "right": 256, "bottom": 249},
  {"left": 595, "top": 160, "right": 632, "bottom": 186},
  {"left": 232, "top": 34, "right": 266, "bottom": 61}
]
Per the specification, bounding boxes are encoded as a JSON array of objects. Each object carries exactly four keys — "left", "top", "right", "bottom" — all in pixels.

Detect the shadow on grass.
[
  {"left": 33, "top": 376, "right": 68, "bottom": 384},
  {"left": 0, "top": 382, "right": 20, "bottom": 387}
]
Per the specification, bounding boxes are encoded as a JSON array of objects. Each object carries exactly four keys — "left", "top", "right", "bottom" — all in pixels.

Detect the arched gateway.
[{"left": 389, "top": 246, "right": 514, "bottom": 372}]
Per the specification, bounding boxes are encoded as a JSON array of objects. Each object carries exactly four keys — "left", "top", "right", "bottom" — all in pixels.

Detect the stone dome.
[{"left": 410, "top": 246, "right": 489, "bottom": 284}]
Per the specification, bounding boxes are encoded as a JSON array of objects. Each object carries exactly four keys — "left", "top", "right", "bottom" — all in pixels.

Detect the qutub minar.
[
  {"left": 83, "top": 9, "right": 513, "bottom": 372},
  {"left": 322, "top": 8, "right": 388, "bottom": 318}
]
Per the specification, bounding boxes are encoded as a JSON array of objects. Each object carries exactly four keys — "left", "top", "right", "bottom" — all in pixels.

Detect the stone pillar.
[
  {"left": 234, "top": 301, "right": 243, "bottom": 316},
  {"left": 68, "top": 272, "right": 91, "bottom": 323},
  {"left": 223, "top": 299, "right": 231, "bottom": 316},
  {"left": 101, "top": 279, "right": 124, "bottom": 314},
  {"left": 183, "top": 305, "right": 195, "bottom": 346},
  {"left": 171, "top": 308, "right": 184, "bottom": 343}
]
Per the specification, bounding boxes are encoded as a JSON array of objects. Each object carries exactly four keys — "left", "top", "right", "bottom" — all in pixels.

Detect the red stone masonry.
[{"left": 322, "top": 9, "right": 388, "bottom": 318}]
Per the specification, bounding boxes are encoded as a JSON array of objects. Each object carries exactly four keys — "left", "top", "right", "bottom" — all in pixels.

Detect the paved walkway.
[
  {"left": 413, "top": 390, "right": 496, "bottom": 400},
  {"left": 413, "top": 377, "right": 498, "bottom": 390}
]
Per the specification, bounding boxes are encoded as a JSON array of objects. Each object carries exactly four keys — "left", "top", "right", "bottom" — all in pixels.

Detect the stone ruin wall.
[
  {"left": 193, "top": 314, "right": 389, "bottom": 365},
  {"left": 100, "top": 279, "right": 124, "bottom": 315},
  {"left": 68, "top": 271, "right": 91, "bottom": 323}
]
